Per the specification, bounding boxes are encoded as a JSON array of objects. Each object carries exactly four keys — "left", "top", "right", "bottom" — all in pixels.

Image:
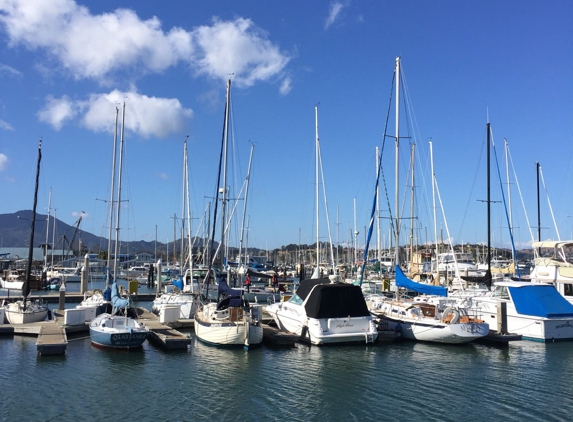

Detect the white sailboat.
[
  {"left": 4, "top": 140, "right": 50, "bottom": 325},
  {"left": 88, "top": 103, "right": 148, "bottom": 349},
  {"left": 193, "top": 79, "right": 263, "bottom": 349},
  {"left": 365, "top": 57, "right": 488, "bottom": 343}
]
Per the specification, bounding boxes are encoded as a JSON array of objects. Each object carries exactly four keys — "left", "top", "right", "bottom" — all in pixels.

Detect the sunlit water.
[{"left": 1, "top": 326, "right": 572, "bottom": 421}]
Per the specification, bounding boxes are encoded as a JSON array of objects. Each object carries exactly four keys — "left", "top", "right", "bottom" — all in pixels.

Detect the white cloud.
[
  {"left": 279, "top": 77, "right": 292, "bottom": 95},
  {"left": 191, "top": 18, "right": 291, "bottom": 88},
  {"left": 325, "top": 1, "right": 347, "bottom": 30},
  {"left": 156, "top": 172, "right": 169, "bottom": 180},
  {"left": 0, "top": 153, "right": 7, "bottom": 170},
  {"left": 71, "top": 210, "right": 88, "bottom": 218},
  {"left": 0, "top": 63, "right": 21, "bottom": 77},
  {"left": 0, "top": 0, "right": 291, "bottom": 92},
  {"left": 37, "top": 95, "right": 77, "bottom": 130},
  {"left": 0, "top": 119, "right": 14, "bottom": 130},
  {"left": 39, "top": 89, "right": 193, "bottom": 138}
]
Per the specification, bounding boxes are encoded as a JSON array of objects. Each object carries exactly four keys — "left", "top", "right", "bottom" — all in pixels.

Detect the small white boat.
[
  {"left": 194, "top": 280, "right": 263, "bottom": 348},
  {"left": 3, "top": 298, "right": 49, "bottom": 324}
]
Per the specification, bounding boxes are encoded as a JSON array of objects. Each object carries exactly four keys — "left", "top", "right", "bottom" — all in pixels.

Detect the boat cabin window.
[
  {"left": 564, "top": 283, "right": 573, "bottom": 297},
  {"left": 492, "top": 285, "right": 509, "bottom": 299}
]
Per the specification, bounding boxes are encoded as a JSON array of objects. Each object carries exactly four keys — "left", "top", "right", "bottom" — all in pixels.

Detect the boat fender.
[{"left": 47, "top": 309, "right": 53, "bottom": 320}]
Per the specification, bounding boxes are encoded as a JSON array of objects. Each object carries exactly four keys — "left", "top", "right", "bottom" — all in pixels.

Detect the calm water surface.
[{"left": 1, "top": 324, "right": 572, "bottom": 422}]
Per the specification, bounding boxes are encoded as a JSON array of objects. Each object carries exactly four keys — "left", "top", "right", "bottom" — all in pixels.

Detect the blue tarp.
[
  {"left": 508, "top": 284, "right": 573, "bottom": 318},
  {"left": 395, "top": 265, "right": 448, "bottom": 297},
  {"left": 111, "top": 282, "right": 129, "bottom": 309}
]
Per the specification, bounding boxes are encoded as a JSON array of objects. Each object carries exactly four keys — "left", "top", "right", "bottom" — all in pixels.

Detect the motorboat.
[{"left": 265, "top": 278, "right": 378, "bottom": 345}]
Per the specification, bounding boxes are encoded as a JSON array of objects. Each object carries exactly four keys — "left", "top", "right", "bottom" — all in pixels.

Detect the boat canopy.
[
  {"left": 245, "top": 268, "right": 273, "bottom": 279},
  {"left": 531, "top": 240, "right": 573, "bottom": 249},
  {"left": 303, "top": 283, "right": 371, "bottom": 319},
  {"left": 294, "top": 278, "right": 331, "bottom": 301},
  {"left": 218, "top": 279, "right": 242, "bottom": 298},
  {"left": 111, "top": 282, "right": 129, "bottom": 309},
  {"left": 508, "top": 284, "right": 573, "bottom": 318},
  {"left": 395, "top": 265, "right": 447, "bottom": 297}
]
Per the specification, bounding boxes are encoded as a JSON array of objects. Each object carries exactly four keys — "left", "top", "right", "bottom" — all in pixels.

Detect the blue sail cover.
[
  {"left": 111, "top": 282, "right": 129, "bottom": 309},
  {"left": 395, "top": 265, "right": 447, "bottom": 296},
  {"left": 508, "top": 285, "right": 573, "bottom": 318}
]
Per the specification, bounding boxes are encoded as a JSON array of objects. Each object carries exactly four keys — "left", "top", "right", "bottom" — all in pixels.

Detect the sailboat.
[
  {"left": 365, "top": 57, "right": 489, "bottom": 343},
  {"left": 193, "top": 79, "right": 264, "bottom": 348},
  {"left": 4, "top": 141, "right": 50, "bottom": 325},
  {"left": 88, "top": 103, "right": 148, "bottom": 349},
  {"left": 266, "top": 106, "right": 378, "bottom": 345}
]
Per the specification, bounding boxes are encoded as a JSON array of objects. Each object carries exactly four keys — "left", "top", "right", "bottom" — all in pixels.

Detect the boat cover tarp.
[
  {"left": 508, "top": 285, "right": 573, "bottom": 318},
  {"left": 245, "top": 268, "right": 273, "bottom": 279},
  {"left": 218, "top": 279, "right": 242, "bottom": 298},
  {"left": 294, "top": 278, "right": 331, "bottom": 301},
  {"left": 111, "top": 282, "right": 129, "bottom": 309},
  {"left": 303, "top": 283, "right": 370, "bottom": 319},
  {"left": 395, "top": 265, "right": 447, "bottom": 297}
]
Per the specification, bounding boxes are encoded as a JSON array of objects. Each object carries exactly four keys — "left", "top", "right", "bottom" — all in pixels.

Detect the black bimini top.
[{"left": 297, "top": 280, "right": 370, "bottom": 319}]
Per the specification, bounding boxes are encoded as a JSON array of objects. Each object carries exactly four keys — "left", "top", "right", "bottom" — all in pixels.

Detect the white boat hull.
[
  {"left": 471, "top": 297, "right": 573, "bottom": 342},
  {"left": 89, "top": 313, "right": 148, "bottom": 349},
  {"left": 152, "top": 293, "right": 196, "bottom": 319},
  {"left": 266, "top": 302, "right": 378, "bottom": 345},
  {"left": 4, "top": 300, "right": 49, "bottom": 324},
  {"left": 381, "top": 316, "right": 489, "bottom": 343},
  {"left": 194, "top": 303, "right": 263, "bottom": 347}
]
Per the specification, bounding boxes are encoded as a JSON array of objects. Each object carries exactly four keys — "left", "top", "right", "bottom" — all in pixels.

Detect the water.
[{"left": 1, "top": 329, "right": 573, "bottom": 422}]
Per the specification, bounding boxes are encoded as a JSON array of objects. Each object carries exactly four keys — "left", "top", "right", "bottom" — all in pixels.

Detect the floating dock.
[
  {"left": 138, "top": 308, "right": 191, "bottom": 350},
  {"left": 262, "top": 323, "right": 298, "bottom": 348},
  {"left": 36, "top": 324, "right": 68, "bottom": 356}
]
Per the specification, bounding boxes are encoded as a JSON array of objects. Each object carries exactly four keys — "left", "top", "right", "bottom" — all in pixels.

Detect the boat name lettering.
[
  {"left": 335, "top": 323, "right": 354, "bottom": 328},
  {"left": 556, "top": 321, "right": 573, "bottom": 329}
]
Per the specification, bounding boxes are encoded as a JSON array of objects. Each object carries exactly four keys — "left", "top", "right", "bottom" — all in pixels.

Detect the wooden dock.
[
  {"left": 262, "top": 323, "right": 298, "bottom": 348},
  {"left": 36, "top": 324, "right": 68, "bottom": 356},
  {"left": 137, "top": 308, "right": 191, "bottom": 350}
]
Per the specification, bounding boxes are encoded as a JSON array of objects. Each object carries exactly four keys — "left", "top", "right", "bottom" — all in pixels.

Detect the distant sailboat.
[{"left": 4, "top": 140, "right": 50, "bottom": 324}]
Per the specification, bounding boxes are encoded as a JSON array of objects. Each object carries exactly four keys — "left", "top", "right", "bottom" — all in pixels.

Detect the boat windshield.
[
  {"left": 491, "top": 285, "right": 509, "bottom": 299},
  {"left": 288, "top": 294, "right": 303, "bottom": 305}
]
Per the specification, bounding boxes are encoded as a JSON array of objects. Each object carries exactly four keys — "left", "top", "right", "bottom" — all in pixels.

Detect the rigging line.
[
  {"left": 538, "top": 165, "right": 561, "bottom": 241},
  {"left": 317, "top": 136, "right": 336, "bottom": 274},
  {"left": 456, "top": 134, "right": 485, "bottom": 243},
  {"left": 507, "top": 144, "right": 535, "bottom": 243},
  {"left": 490, "top": 131, "right": 521, "bottom": 279},
  {"left": 380, "top": 71, "right": 395, "bottom": 242}
]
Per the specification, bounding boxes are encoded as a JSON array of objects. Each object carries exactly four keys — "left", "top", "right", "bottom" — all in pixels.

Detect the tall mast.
[
  {"left": 107, "top": 106, "right": 119, "bottom": 275},
  {"left": 430, "top": 141, "right": 438, "bottom": 272},
  {"left": 314, "top": 105, "right": 320, "bottom": 278},
  {"left": 44, "top": 187, "right": 52, "bottom": 270},
  {"left": 394, "top": 56, "right": 401, "bottom": 273},
  {"left": 238, "top": 143, "right": 255, "bottom": 270},
  {"left": 409, "top": 143, "right": 415, "bottom": 272},
  {"left": 376, "top": 147, "right": 381, "bottom": 273},
  {"left": 486, "top": 122, "right": 491, "bottom": 272},
  {"left": 536, "top": 161, "right": 541, "bottom": 253},
  {"left": 220, "top": 79, "right": 231, "bottom": 267},
  {"left": 113, "top": 102, "right": 126, "bottom": 280}
]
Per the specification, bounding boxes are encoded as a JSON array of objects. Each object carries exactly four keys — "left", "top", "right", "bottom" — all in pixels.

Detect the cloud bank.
[{"left": 0, "top": 0, "right": 291, "bottom": 89}]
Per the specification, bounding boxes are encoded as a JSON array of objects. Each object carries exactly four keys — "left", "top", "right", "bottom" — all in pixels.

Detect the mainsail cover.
[{"left": 395, "top": 265, "right": 447, "bottom": 296}]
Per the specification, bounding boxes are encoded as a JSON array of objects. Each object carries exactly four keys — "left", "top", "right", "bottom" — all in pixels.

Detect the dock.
[
  {"left": 138, "top": 308, "right": 191, "bottom": 350},
  {"left": 36, "top": 324, "right": 68, "bottom": 356},
  {"left": 262, "top": 323, "right": 298, "bottom": 348}
]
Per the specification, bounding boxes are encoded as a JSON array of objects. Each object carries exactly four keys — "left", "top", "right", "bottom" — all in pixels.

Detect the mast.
[
  {"left": 536, "top": 161, "right": 541, "bottom": 253},
  {"left": 238, "top": 143, "right": 255, "bottom": 271},
  {"left": 23, "top": 140, "right": 42, "bottom": 302},
  {"left": 376, "top": 147, "right": 381, "bottom": 275},
  {"left": 44, "top": 187, "right": 51, "bottom": 270},
  {"left": 409, "top": 143, "right": 415, "bottom": 272},
  {"left": 313, "top": 105, "right": 320, "bottom": 278},
  {"left": 220, "top": 79, "right": 231, "bottom": 269},
  {"left": 486, "top": 122, "right": 491, "bottom": 273},
  {"left": 113, "top": 102, "right": 125, "bottom": 280},
  {"left": 106, "top": 106, "right": 119, "bottom": 279},
  {"left": 394, "top": 56, "right": 401, "bottom": 281},
  {"left": 430, "top": 141, "right": 438, "bottom": 275}
]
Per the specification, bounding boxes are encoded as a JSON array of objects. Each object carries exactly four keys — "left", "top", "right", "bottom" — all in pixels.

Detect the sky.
[{"left": 0, "top": 0, "right": 572, "bottom": 253}]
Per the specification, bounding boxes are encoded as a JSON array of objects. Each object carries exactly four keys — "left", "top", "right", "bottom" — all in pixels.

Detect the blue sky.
[{"left": 0, "top": 0, "right": 572, "bottom": 252}]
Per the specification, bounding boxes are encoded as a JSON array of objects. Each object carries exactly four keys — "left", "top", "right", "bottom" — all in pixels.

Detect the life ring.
[{"left": 442, "top": 307, "right": 460, "bottom": 324}]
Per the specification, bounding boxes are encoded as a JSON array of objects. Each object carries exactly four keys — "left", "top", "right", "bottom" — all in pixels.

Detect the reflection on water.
[{"left": 1, "top": 333, "right": 573, "bottom": 421}]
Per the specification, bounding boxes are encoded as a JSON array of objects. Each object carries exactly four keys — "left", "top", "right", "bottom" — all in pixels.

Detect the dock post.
[
  {"left": 156, "top": 260, "right": 162, "bottom": 295},
  {"left": 80, "top": 253, "right": 89, "bottom": 294},
  {"left": 497, "top": 301, "right": 508, "bottom": 334},
  {"left": 58, "top": 283, "right": 66, "bottom": 310}
]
